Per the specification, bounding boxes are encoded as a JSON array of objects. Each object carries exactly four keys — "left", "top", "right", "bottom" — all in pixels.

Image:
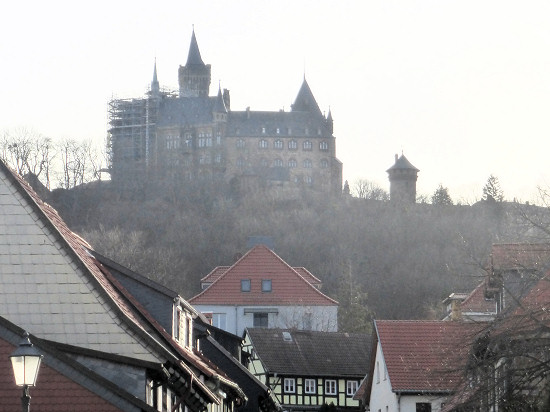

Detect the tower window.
[
  {"left": 288, "top": 140, "right": 297, "bottom": 150},
  {"left": 303, "top": 140, "right": 312, "bottom": 151},
  {"left": 259, "top": 139, "right": 268, "bottom": 149},
  {"left": 274, "top": 140, "right": 283, "bottom": 149},
  {"left": 320, "top": 141, "right": 329, "bottom": 151}
]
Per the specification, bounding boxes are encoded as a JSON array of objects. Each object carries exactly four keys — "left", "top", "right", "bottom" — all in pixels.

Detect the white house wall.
[
  {"left": 369, "top": 342, "right": 398, "bottom": 412},
  {"left": 193, "top": 304, "right": 337, "bottom": 336}
]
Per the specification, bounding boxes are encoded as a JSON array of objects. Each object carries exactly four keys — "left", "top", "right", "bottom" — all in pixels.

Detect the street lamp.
[{"left": 9, "top": 332, "right": 43, "bottom": 412}]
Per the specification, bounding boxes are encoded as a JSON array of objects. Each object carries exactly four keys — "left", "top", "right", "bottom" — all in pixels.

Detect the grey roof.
[
  {"left": 292, "top": 78, "right": 322, "bottom": 117},
  {"left": 214, "top": 87, "right": 228, "bottom": 113},
  {"left": 247, "top": 328, "right": 371, "bottom": 377},
  {"left": 386, "top": 154, "right": 419, "bottom": 172},
  {"left": 158, "top": 96, "right": 217, "bottom": 126},
  {"left": 226, "top": 110, "right": 330, "bottom": 138},
  {"left": 186, "top": 30, "right": 205, "bottom": 66}
]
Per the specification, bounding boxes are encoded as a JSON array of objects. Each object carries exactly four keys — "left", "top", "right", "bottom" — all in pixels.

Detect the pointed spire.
[
  {"left": 213, "top": 82, "right": 228, "bottom": 114},
  {"left": 326, "top": 107, "right": 334, "bottom": 134},
  {"left": 291, "top": 77, "right": 322, "bottom": 116},
  {"left": 186, "top": 27, "right": 205, "bottom": 66},
  {"left": 150, "top": 58, "right": 160, "bottom": 96}
]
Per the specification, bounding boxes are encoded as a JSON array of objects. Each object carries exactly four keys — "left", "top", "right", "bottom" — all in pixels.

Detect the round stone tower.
[{"left": 387, "top": 153, "right": 419, "bottom": 203}]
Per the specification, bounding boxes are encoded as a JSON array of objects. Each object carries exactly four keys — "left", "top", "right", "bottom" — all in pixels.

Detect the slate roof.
[
  {"left": 373, "top": 320, "right": 484, "bottom": 393},
  {"left": 157, "top": 96, "right": 217, "bottom": 127},
  {"left": 189, "top": 245, "right": 338, "bottom": 306},
  {"left": 491, "top": 243, "right": 550, "bottom": 273},
  {"left": 186, "top": 29, "right": 206, "bottom": 66},
  {"left": 246, "top": 328, "right": 370, "bottom": 377},
  {"left": 291, "top": 78, "right": 323, "bottom": 117}
]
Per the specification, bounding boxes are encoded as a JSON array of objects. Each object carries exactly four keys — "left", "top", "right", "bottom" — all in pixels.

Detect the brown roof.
[
  {"left": 189, "top": 245, "right": 337, "bottom": 306},
  {"left": 374, "top": 320, "right": 485, "bottom": 393},
  {"left": 201, "top": 265, "right": 322, "bottom": 288},
  {"left": 491, "top": 243, "right": 550, "bottom": 272},
  {"left": 246, "top": 328, "right": 370, "bottom": 377},
  {"left": 459, "top": 281, "right": 497, "bottom": 314}
]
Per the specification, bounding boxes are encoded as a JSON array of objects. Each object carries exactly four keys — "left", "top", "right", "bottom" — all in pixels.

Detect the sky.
[{"left": 2, "top": 1, "right": 550, "bottom": 204}]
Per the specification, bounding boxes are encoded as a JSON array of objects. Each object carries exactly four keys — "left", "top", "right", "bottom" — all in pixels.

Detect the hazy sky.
[{"left": 2, "top": 1, "right": 550, "bottom": 203}]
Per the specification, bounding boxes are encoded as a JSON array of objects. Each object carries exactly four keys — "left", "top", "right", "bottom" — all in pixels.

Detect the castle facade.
[{"left": 108, "top": 30, "right": 342, "bottom": 194}]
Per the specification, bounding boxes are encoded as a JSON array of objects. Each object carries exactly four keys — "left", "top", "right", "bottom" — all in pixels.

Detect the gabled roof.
[
  {"left": 189, "top": 245, "right": 338, "bottom": 306},
  {"left": 459, "top": 281, "right": 497, "bottom": 315},
  {"left": 372, "top": 320, "right": 484, "bottom": 394},
  {"left": 246, "top": 328, "right": 370, "bottom": 377},
  {"left": 491, "top": 243, "right": 550, "bottom": 273}
]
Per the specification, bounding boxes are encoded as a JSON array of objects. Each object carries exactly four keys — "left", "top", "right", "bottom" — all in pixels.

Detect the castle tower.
[
  {"left": 387, "top": 153, "right": 419, "bottom": 203},
  {"left": 178, "top": 29, "right": 211, "bottom": 97}
]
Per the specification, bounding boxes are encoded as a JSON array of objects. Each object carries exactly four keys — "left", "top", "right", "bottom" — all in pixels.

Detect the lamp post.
[{"left": 9, "top": 332, "right": 43, "bottom": 412}]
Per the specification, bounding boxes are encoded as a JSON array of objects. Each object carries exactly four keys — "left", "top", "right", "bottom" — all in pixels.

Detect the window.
[
  {"left": 320, "top": 141, "right": 329, "bottom": 151},
  {"left": 288, "top": 140, "right": 297, "bottom": 150},
  {"left": 273, "top": 158, "right": 283, "bottom": 167},
  {"left": 303, "top": 140, "right": 312, "bottom": 150},
  {"left": 274, "top": 139, "right": 283, "bottom": 149},
  {"left": 320, "top": 159, "right": 329, "bottom": 168},
  {"left": 288, "top": 158, "right": 297, "bottom": 168},
  {"left": 416, "top": 403, "right": 431, "bottom": 412},
  {"left": 253, "top": 313, "right": 268, "bottom": 328},
  {"left": 212, "top": 313, "right": 226, "bottom": 330},
  {"left": 303, "top": 159, "right": 312, "bottom": 168},
  {"left": 304, "top": 379, "right": 316, "bottom": 394},
  {"left": 261, "top": 127, "right": 266, "bottom": 134},
  {"left": 284, "top": 378, "right": 295, "bottom": 393},
  {"left": 236, "top": 139, "right": 245, "bottom": 149},
  {"left": 325, "top": 380, "right": 337, "bottom": 395},
  {"left": 259, "top": 139, "right": 268, "bottom": 149},
  {"left": 241, "top": 279, "right": 251, "bottom": 292},
  {"left": 262, "top": 279, "right": 272, "bottom": 292},
  {"left": 304, "top": 175, "right": 312, "bottom": 185},
  {"left": 237, "top": 157, "right": 245, "bottom": 169},
  {"left": 376, "top": 361, "right": 380, "bottom": 383},
  {"left": 346, "top": 380, "right": 359, "bottom": 396},
  {"left": 276, "top": 128, "right": 281, "bottom": 134}
]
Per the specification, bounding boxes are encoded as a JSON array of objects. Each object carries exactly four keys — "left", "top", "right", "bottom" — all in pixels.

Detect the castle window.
[
  {"left": 288, "top": 140, "right": 297, "bottom": 150},
  {"left": 236, "top": 139, "right": 245, "bottom": 149},
  {"left": 305, "top": 128, "right": 309, "bottom": 135},
  {"left": 276, "top": 128, "right": 280, "bottom": 134},
  {"left": 284, "top": 378, "right": 296, "bottom": 394},
  {"left": 214, "top": 154, "right": 222, "bottom": 163},
  {"left": 303, "top": 140, "right": 312, "bottom": 151},
  {"left": 259, "top": 139, "right": 268, "bottom": 149},
  {"left": 303, "top": 159, "right": 312, "bottom": 169},
  {"left": 274, "top": 140, "right": 283, "bottom": 149},
  {"left": 237, "top": 157, "right": 245, "bottom": 169},
  {"left": 320, "top": 159, "right": 329, "bottom": 168},
  {"left": 206, "top": 137, "right": 213, "bottom": 147},
  {"left": 273, "top": 158, "right": 283, "bottom": 167},
  {"left": 325, "top": 380, "right": 337, "bottom": 395},
  {"left": 304, "top": 175, "right": 313, "bottom": 185},
  {"left": 260, "top": 158, "right": 269, "bottom": 167},
  {"left": 304, "top": 379, "right": 316, "bottom": 394},
  {"left": 261, "top": 127, "right": 266, "bottom": 134},
  {"left": 288, "top": 159, "right": 297, "bottom": 168},
  {"left": 318, "top": 127, "right": 322, "bottom": 136},
  {"left": 320, "top": 141, "right": 329, "bottom": 151}
]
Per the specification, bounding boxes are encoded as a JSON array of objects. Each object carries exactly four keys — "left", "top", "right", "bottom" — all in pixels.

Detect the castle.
[{"left": 108, "top": 30, "right": 342, "bottom": 194}]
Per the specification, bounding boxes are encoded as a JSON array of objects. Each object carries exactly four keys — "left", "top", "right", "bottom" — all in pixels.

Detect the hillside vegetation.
[{"left": 48, "top": 179, "right": 548, "bottom": 331}]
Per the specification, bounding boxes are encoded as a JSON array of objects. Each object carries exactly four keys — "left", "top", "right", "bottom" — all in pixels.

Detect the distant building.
[
  {"left": 387, "top": 153, "right": 419, "bottom": 203},
  {"left": 189, "top": 244, "right": 339, "bottom": 336},
  {"left": 108, "top": 29, "right": 342, "bottom": 194}
]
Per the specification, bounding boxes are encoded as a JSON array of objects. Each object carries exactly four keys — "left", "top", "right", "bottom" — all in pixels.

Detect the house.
[
  {"left": 189, "top": 244, "right": 338, "bottom": 336},
  {"left": 92, "top": 250, "right": 280, "bottom": 412},
  {"left": 442, "top": 282, "right": 498, "bottom": 322},
  {"left": 363, "top": 320, "right": 485, "bottom": 412},
  {"left": 0, "top": 159, "right": 244, "bottom": 411},
  {"left": 243, "top": 328, "right": 371, "bottom": 412},
  {"left": 108, "top": 29, "right": 342, "bottom": 194}
]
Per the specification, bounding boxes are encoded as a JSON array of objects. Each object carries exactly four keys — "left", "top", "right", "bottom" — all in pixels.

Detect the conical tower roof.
[
  {"left": 186, "top": 29, "right": 205, "bottom": 66},
  {"left": 213, "top": 85, "right": 227, "bottom": 113},
  {"left": 291, "top": 78, "right": 322, "bottom": 116},
  {"left": 387, "top": 154, "right": 419, "bottom": 172}
]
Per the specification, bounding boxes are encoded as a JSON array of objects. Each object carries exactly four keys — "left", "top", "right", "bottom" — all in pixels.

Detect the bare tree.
[
  {"left": 56, "top": 138, "right": 102, "bottom": 189},
  {"left": 352, "top": 179, "right": 389, "bottom": 201}
]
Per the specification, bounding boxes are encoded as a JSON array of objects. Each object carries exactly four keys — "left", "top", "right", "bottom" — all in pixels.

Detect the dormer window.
[
  {"left": 241, "top": 279, "right": 251, "bottom": 292},
  {"left": 262, "top": 279, "right": 272, "bottom": 292},
  {"left": 261, "top": 127, "right": 266, "bottom": 134}
]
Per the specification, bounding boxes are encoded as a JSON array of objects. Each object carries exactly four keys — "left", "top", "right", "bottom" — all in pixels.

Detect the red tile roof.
[
  {"left": 375, "top": 320, "right": 485, "bottom": 392},
  {"left": 201, "top": 265, "right": 322, "bottom": 288},
  {"left": 460, "top": 281, "right": 497, "bottom": 314},
  {"left": 190, "top": 245, "right": 337, "bottom": 306},
  {"left": 491, "top": 243, "right": 550, "bottom": 272}
]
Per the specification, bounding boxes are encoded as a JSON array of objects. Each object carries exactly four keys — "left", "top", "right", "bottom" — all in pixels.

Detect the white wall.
[
  {"left": 193, "top": 304, "right": 338, "bottom": 336},
  {"left": 369, "top": 342, "right": 398, "bottom": 412}
]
